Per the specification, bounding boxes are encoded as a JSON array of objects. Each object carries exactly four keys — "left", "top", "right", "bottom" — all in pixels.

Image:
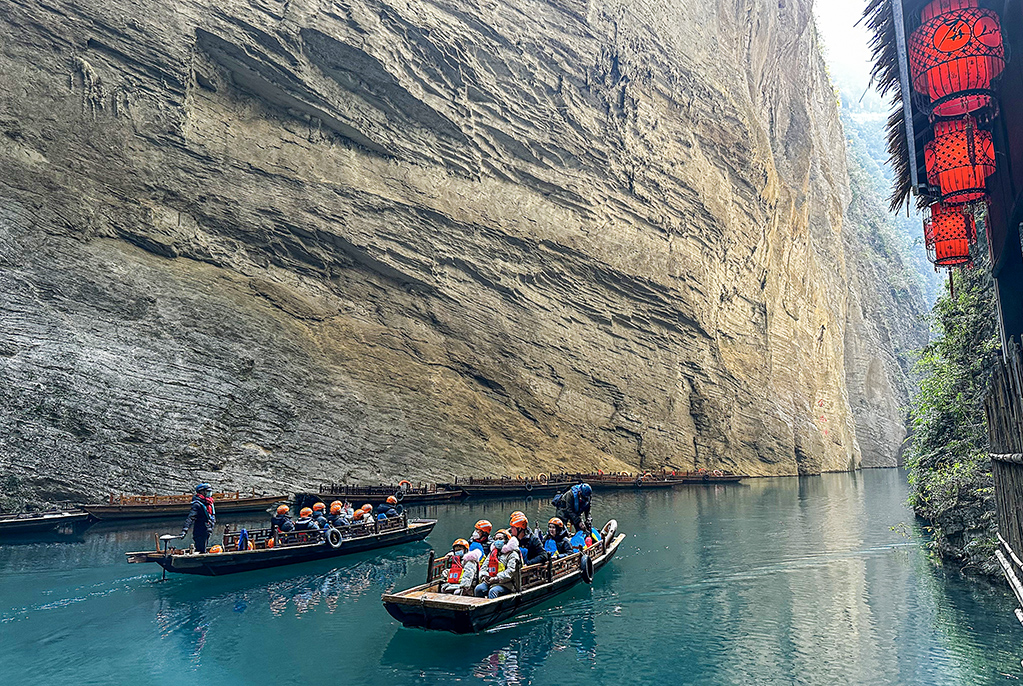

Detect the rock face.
[{"left": 0, "top": 0, "right": 926, "bottom": 505}]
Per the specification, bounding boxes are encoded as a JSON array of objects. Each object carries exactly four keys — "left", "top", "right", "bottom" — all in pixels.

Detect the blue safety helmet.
[
  {"left": 195, "top": 483, "right": 212, "bottom": 492},
  {"left": 578, "top": 483, "right": 592, "bottom": 498}
]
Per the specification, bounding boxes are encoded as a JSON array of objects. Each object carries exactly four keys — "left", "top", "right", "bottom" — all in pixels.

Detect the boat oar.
[{"left": 159, "top": 534, "right": 183, "bottom": 581}]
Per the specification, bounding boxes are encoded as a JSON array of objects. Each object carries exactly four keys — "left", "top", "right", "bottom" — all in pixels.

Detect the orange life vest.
[
  {"left": 447, "top": 556, "right": 464, "bottom": 584},
  {"left": 487, "top": 548, "right": 505, "bottom": 576}
]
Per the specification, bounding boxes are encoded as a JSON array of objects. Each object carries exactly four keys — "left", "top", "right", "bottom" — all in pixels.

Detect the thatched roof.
[{"left": 862, "top": 0, "right": 917, "bottom": 212}]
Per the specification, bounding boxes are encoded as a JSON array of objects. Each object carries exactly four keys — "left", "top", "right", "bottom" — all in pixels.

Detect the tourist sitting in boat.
[
  {"left": 352, "top": 504, "right": 374, "bottom": 523},
  {"left": 374, "top": 496, "right": 400, "bottom": 519},
  {"left": 311, "top": 502, "right": 329, "bottom": 529},
  {"left": 542, "top": 517, "right": 573, "bottom": 557},
  {"left": 294, "top": 507, "right": 320, "bottom": 531},
  {"left": 552, "top": 483, "right": 592, "bottom": 533},
  {"left": 474, "top": 529, "right": 520, "bottom": 599},
  {"left": 509, "top": 513, "right": 548, "bottom": 565},
  {"left": 327, "top": 501, "right": 351, "bottom": 528},
  {"left": 271, "top": 504, "right": 295, "bottom": 532},
  {"left": 468, "top": 519, "right": 492, "bottom": 555},
  {"left": 179, "top": 483, "right": 216, "bottom": 553},
  {"left": 440, "top": 539, "right": 483, "bottom": 595},
  {"left": 569, "top": 526, "right": 602, "bottom": 552}
]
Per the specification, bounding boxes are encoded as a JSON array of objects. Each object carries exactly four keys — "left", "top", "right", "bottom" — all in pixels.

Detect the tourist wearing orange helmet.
[
  {"left": 543, "top": 517, "right": 572, "bottom": 557},
  {"left": 469, "top": 519, "right": 492, "bottom": 556},
  {"left": 373, "top": 496, "right": 400, "bottom": 519},
  {"left": 509, "top": 512, "right": 548, "bottom": 566},
  {"left": 474, "top": 529, "right": 520, "bottom": 599},
  {"left": 440, "top": 539, "right": 483, "bottom": 596},
  {"left": 311, "top": 502, "right": 329, "bottom": 530},
  {"left": 327, "top": 500, "right": 354, "bottom": 528},
  {"left": 294, "top": 506, "right": 320, "bottom": 531},
  {"left": 271, "top": 504, "right": 295, "bottom": 533}
]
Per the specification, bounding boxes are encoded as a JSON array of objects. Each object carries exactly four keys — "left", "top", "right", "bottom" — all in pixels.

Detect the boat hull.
[
  {"left": 127, "top": 520, "right": 436, "bottom": 576},
  {"left": 680, "top": 475, "right": 744, "bottom": 484},
  {"left": 0, "top": 511, "right": 93, "bottom": 536},
  {"left": 294, "top": 489, "right": 465, "bottom": 509},
  {"left": 383, "top": 532, "right": 624, "bottom": 634},
  {"left": 84, "top": 495, "right": 287, "bottom": 521}
]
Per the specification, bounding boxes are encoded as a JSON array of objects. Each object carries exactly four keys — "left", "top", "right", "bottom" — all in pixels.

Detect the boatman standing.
[
  {"left": 180, "top": 483, "right": 216, "bottom": 553},
  {"left": 551, "top": 483, "right": 592, "bottom": 534}
]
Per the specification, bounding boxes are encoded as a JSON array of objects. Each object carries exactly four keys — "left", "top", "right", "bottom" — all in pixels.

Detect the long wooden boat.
[
  {"left": 565, "top": 472, "right": 679, "bottom": 490},
  {"left": 382, "top": 520, "right": 624, "bottom": 634},
  {"left": 679, "top": 472, "right": 745, "bottom": 484},
  {"left": 442, "top": 476, "right": 572, "bottom": 498},
  {"left": 83, "top": 490, "right": 287, "bottom": 521},
  {"left": 0, "top": 509, "right": 93, "bottom": 536},
  {"left": 297, "top": 482, "right": 465, "bottom": 509},
  {"left": 126, "top": 514, "right": 436, "bottom": 576}
]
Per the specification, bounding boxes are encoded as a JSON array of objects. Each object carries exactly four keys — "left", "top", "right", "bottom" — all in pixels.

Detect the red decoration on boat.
[
  {"left": 924, "top": 115, "right": 995, "bottom": 204},
  {"left": 908, "top": 0, "right": 1005, "bottom": 118},
  {"left": 923, "top": 203, "right": 976, "bottom": 268}
]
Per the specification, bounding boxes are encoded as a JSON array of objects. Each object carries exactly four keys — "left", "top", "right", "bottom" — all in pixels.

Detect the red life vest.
[
  {"left": 447, "top": 556, "right": 464, "bottom": 584},
  {"left": 487, "top": 548, "right": 504, "bottom": 576}
]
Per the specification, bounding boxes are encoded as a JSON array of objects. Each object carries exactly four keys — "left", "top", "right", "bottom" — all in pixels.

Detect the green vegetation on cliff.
[{"left": 906, "top": 258, "right": 999, "bottom": 575}]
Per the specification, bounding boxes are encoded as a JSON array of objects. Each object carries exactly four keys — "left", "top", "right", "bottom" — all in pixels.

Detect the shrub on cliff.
[{"left": 906, "top": 256, "right": 1000, "bottom": 576}]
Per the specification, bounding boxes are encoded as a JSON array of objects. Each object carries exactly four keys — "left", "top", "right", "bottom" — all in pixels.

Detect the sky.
[{"left": 814, "top": 1, "right": 885, "bottom": 113}]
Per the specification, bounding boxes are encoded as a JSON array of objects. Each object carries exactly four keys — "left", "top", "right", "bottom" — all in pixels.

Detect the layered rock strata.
[{"left": 0, "top": 0, "right": 924, "bottom": 503}]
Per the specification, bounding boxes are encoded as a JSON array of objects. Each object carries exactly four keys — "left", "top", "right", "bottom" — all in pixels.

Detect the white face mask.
[{"left": 493, "top": 537, "right": 507, "bottom": 548}]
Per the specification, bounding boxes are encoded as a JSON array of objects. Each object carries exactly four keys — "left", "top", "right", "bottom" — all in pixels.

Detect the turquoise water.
[{"left": 0, "top": 469, "right": 1020, "bottom": 685}]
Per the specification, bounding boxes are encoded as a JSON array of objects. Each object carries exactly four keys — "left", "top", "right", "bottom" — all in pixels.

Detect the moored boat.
[
  {"left": 297, "top": 482, "right": 465, "bottom": 509},
  {"left": 83, "top": 490, "right": 287, "bottom": 521},
  {"left": 679, "top": 470, "right": 745, "bottom": 484},
  {"left": 0, "top": 509, "right": 94, "bottom": 537},
  {"left": 382, "top": 520, "right": 624, "bottom": 634},
  {"left": 126, "top": 514, "right": 436, "bottom": 576},
  {"left": 442, "top": 475, "right": 572, "bottom": 498}
]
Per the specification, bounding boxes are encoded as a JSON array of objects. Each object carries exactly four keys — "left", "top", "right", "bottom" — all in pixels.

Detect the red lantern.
[
  {"left": 924, "top": 203, "right": 976, "bottom": 268},
  {"left": 908, "top": 0, "right": 1005, "bottom": 118},
  {"left": 924, "top": 115, "right": 995, "bottom": 204}
]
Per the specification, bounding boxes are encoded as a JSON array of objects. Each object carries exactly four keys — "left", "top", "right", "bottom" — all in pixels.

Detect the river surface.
[{"left": 0, "top": 469, "right": 1020, "bottom": 685}]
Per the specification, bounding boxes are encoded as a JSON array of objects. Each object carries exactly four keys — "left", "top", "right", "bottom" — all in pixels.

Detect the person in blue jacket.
[
  {"left": 570, "top": 526, "right": 602, "bottom": 552},
  {"left": 374, "top": 496, "right": 400, "bottom": 518},
  {"left": 552, "top": 483, "right": 592, "bottom": 533},
  {"left": 180, "top": 483, "right": 216, "bottom": 553}
]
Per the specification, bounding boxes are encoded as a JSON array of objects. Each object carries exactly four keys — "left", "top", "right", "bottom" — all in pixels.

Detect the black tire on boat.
[
  {"left": 395, "top": 504, "right": 405, "bottom": 515},
  {"left": 525, "top": 482, "right": 533, "bottom": 492},
  {"left": 395, "top": 490, "right": 405, "bottom": 502},
  {"left": 327, "top": 528, "right": 343, "bottom": 549},
  {"left": 580, "top": 554, "right": 594, "bottom": 583}
]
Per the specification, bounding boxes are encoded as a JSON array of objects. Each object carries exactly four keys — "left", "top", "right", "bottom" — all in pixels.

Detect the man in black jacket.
[
  {"left": 180, "top": 483, "right": 216, "bottom": 553},
  {"left": 509, "top": 513, "right": 548, "bottom": 566},
  {"left": 374, "top": 496, "right": 400, "bottom": 519}
]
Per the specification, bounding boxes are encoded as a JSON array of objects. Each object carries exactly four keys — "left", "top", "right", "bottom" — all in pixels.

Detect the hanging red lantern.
[
  {"left": 923, "top": 202, "right": 976, "bottom": 268},
  {"left": 924, "top": 115, "right": 995, "bottom": 204},
  {"left": 908, "top": 0, "right": 1005, "bottom": 118}
]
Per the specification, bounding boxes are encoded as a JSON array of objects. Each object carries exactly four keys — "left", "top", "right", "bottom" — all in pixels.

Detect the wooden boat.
[
  {"left": 442, "top": 476, "right": 572, "bottom": 498},
  {"left": 565, "top": 472, "right": 680, "bottom": 490},
  {"left": 297, "top": 482, "right": 466, "bottom": 509},
  {"left": 83, "top": 490, "right": 287, "bottom": 521},
  {"left": 0, "top": 509, "right": 93, "bottom": 536},
  {"left": 126, "top": 514, "right": 436, "bottom": 576},
  {"left": 679, "top": 471, "right": 745, "bottom": 484},
  {"left": 382, "top": 520, "right": 625, "bottom": 634}
]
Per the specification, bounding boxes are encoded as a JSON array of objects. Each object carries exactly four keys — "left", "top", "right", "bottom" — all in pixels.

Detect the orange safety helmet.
[
  {"left": 265, "top": 537, "right": 276, "bottom": 548},
  {"left": 362, "top": 504, "right": 373, "bottom": 512},
  {"left": 452, "top": 538, "right": 470, "bottom": 551},
  {"left": 276, "top": 505, "right": 290, "bottom": 515},
  {"left": 386, "top": 496, "right": 398, "bottom": 505},
  {"left": 493, "top": 528, "right": 511, "bottom": 542},
  {"left": 330, "top": 502, "right": 343, "bottom": 515},
  {"left": 208, "top": 545, "right": 224, "bottom": 554},
  {"left": 474, "top": 519, "right": 492, "bottom": 535},
  {"left": 300, "top": 507, "right": 313, "bottom": 517},
  {"left": 312, "top": 502, "right": 326, "bottom": 512},
  {"left": 509, "top": 513, "right": 528, "bottom": 530},
  {"left": 548, "top": 517, "right": 564, "bottom": 529},
  {"left": 510, "top": 510, "right": 525, "bottom": 521}
]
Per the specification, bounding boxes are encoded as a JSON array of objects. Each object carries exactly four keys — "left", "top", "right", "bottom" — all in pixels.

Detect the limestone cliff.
[{"left": 0, "top": 0, "right": 925, "bottom": 504}]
